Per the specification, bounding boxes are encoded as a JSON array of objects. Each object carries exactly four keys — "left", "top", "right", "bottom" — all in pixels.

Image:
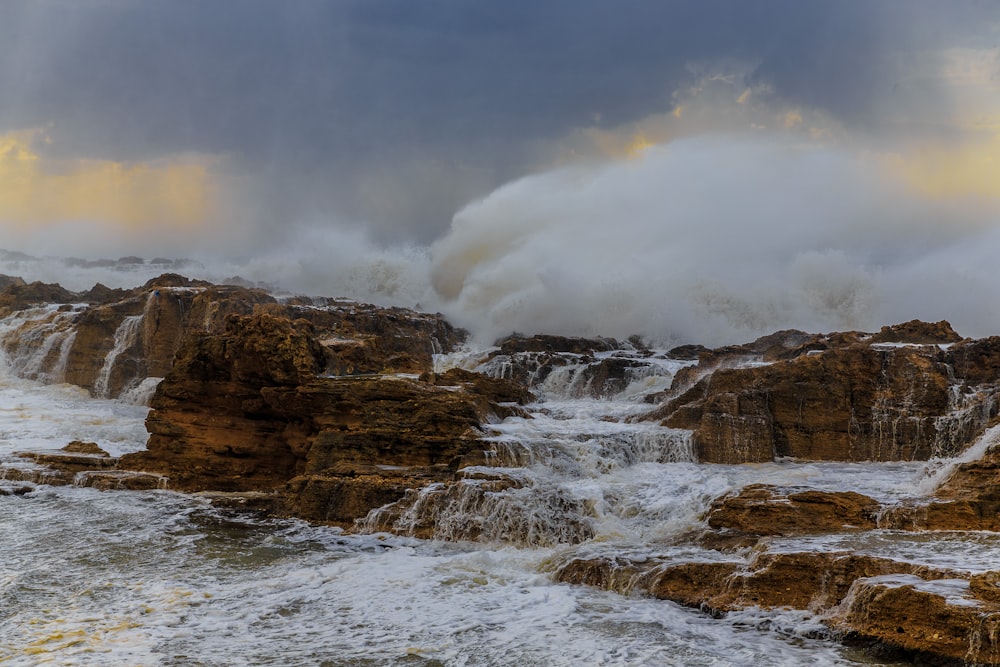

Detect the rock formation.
[
  {"left": 116, "top": 312, "right": 529, "bottom": 525},
  {"left": 647, "top": 320, "right": 998, "bottom": 463},
  {"left": 477, "top": 333, "right": 673, "bottom": 399},
  {"left": 10, "top": 274, "right": 1000, "bottom": 665},
  {"left": 0, "top": 273, "right": 462, "bottom": 399},
  {"left": 554, "top": 549, "right": 1000, "bottom": 664}
]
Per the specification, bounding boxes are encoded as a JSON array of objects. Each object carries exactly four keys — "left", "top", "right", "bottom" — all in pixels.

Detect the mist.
[
  {"left": 430, "top": 136, "right": 999, "bottom": 346},
  {"left": 3, "top": 132, "right": 999, "bottom": 348},
  {"left": 2, "top": 2, "right": 999, "bottom": 346}
]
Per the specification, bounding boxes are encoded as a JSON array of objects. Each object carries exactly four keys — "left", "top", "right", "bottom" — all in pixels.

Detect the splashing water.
[{"left": 0, "top": 336, "right": 940, "bottom": 665}]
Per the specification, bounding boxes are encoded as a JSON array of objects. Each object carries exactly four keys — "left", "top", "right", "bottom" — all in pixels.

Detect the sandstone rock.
[
  {"left": 119, "top": 312, "right": 526, "bottom": 527},
  {"left": 287, "top": 299, "right": 464, "bottom": 374},
  {"left": 946, "top": 337, "right": 1000, "bottom": 387},
  {"left": 421, "top": 367, "right": 534, "bottom": 414},
  {"left": 869, "top": 319, "right": 963, "bottom": 344},
  {"left": 554, "top": 548, "right": 997, "bottom": 663},
  {"left": 706, "top": 484, "right": 880, "bottom": 535},
  {"left": 551, "top": 556, "right": 645, "bottom": 593},
  {"left": 0, "top": 274, "right": 25, "bottom": 291},
  {"left": 480, "top": 334, "right": 674, "bottom": 399},
  {"left": 866, "top": 498, "right": 995, "bottom": 532},
  {"left": 62, "top": 440, "right": 109, "bottom": 455},
  {"left": 496, "top": 334, "right": 620, "bottom": 355},
  {"left": 651, "top": 325, "right": 999, "bottom": 463},
  {"left": 832, "top": 575, "right": 1000, "bottom": 665},
  {"left": 0, "top": 273, "right": 463, "bottom": 399},
  {"left": 15, "top": 447, "right": 117, "bottom": 472},
  {"left": 0, "top": 280, "right": 76, "bottom": 311}
]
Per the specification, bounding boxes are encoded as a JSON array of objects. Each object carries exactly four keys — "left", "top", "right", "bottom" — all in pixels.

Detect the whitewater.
[
  {"left": 3, "top": 316, "right": 992, "bottom": 666},
  {"left": 3, "top": 137, "right": 1000, "bottom": 664}
]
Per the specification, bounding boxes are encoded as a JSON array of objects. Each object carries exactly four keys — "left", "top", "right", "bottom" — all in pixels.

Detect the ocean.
[
  {"left": 0, "top": 256, "right": 994, "bottom": 666},
  {"left": 1, "top": 324, "right": 966, "bottom": 666}
]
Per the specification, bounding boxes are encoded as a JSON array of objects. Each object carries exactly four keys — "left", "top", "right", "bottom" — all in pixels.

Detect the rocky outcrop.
[
  {"left": 554, "top": 549, "right": 1000, "bottom": 664},
  {"left": 0, "top": 273, "right": 463, "bottom": 399},
  {"left": 10, "top": 277, "right": 1000, "bottom": 666},
  {"left": 117, "top": 312, "right": 528, "bottom": 526},
  {"left": 476, "top": 333, "right": 675, "bottom": 399},
  {"left": 647, "top": 320, "right": 998, "bottom": 463},
  {"left": 705, "top": 484, "right": 880, "bottom": 535},
  {"left": 543, "top": 323, "right": 1000, "bottom": 665}
]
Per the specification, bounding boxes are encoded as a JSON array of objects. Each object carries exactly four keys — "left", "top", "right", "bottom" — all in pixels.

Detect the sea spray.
[{"left": 430, "top": 136, "right": 999, "bottom": 346}]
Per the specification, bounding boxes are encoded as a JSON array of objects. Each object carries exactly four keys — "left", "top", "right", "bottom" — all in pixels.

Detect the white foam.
[
  {"left": 0, "top": 335, "right": 990, "bottom": 665},
  {"left": 0, "top": 487, "right": 896, "bottom": 666}
]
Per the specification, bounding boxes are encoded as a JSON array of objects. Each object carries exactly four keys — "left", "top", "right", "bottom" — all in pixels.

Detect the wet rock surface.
[
  {"left": 10, "top": 279, "right": 1000, "bottom": 665},
  {"left": 0, "top": 273, "right": 463, "bottom": 399},
  {"left": 646, "top": 320, "right": 998, "bottom": 464},
  {"left": 706, "top": 484, "right": 881, "bottom": 535},
  {"left": 110, "top": 310, "right": 527, "bottom": 526}
]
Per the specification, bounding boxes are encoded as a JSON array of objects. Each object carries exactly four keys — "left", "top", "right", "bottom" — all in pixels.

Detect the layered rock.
[
  {"left": 117, "top": 312, "right": 528, "bottom": 526},
  {"left": 705, "top": 484, "right": 880, "bottom": 535},
  {"left": 554, "top": 550, "right": 1000, "bottom": 664},
  {"left": 0, "top": 273, "right": 462, "bottom": 399},
  {"left": 476, "top": 333, "right": 676, "bottom": 399},
  {"left": 10, "top": 280, "right": 1000, "bottom": 665},
  {"left": 648, "top": 320, "right": 998, "bottom": 463}
]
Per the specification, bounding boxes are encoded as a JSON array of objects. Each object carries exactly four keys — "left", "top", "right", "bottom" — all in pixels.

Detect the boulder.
[{"left": 706, "top": 484, "right": 880, "bottom": 535}]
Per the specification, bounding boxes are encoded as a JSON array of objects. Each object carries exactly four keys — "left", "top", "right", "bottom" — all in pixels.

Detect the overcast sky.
[
  {"left": 2, "top": 0, "right": 998, "bottom": 247},
  {"left": 5, "top": 1, "right": 1000, "bottom": 343}
]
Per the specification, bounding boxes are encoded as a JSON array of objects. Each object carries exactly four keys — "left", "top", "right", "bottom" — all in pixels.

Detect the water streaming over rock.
[
  {"left": 91, "top": 315, "right": 144, "bottom": 398},
  {"left": 0, "top": 315, "right": 995, "bottom": 664},
  {"left": 0, "top": 305, "right": 83, "bottom": 383}
]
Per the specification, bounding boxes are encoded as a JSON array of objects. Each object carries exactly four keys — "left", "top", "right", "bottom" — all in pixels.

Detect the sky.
[{"left": 2, "top": 1, "right": 1000, "bottom": 344}]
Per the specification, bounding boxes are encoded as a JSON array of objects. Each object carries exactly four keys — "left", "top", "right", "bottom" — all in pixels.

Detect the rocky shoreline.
[{"left": 4, "top": 273, "right": 1000, "bottom": 664}]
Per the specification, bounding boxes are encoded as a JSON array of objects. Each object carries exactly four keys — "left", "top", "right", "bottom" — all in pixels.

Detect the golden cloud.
[
  {"left": 0, "top": 129, "right": 214, "bottom": 229},
  {"left": 884, "top": 134, "right": 1000, "bottom": 200}
]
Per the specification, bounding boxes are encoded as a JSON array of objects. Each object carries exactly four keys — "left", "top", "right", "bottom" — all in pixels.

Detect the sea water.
[{"left": 0, "top": 344, "right": 969, "bottom": 666}]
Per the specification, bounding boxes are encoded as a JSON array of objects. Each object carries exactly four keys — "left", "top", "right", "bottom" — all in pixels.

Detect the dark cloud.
[{"left": 1, "top": 0, "right": 997, "bottom": 241}]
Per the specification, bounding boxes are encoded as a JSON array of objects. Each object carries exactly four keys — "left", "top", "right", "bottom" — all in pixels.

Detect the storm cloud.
[
  {"left": 2, "top": 1, "right": 1000, "bottom": 344},
  {"left": 2, "top": 1, "right": 996, "bottom": 242}
]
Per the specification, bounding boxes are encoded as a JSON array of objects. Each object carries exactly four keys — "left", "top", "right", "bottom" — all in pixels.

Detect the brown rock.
[
  {"left": 656, "top": 337, "right": 995, "bottom": 463},
  {"left": 15, "top": 447, "right": 117, "bottom": 473},
  {"left": 496, "top": 334, "right": 620, "bottom": 355},
  {"left": 0, "top": 280, "right": 76, "bottom": 310},
  {"left": 555, "top": 550, "right": 959, "bottom": 615},
  {"left": 832, "top": 575, "right": 1000, "bottom": 665},
  {"left": 119, "top": 312, "right": 525, "bottom": 527},
  {"left": 62, "top": 441, "right": 109, "bottom": 455},
  {"left": 869, "top": 319, "right": 963, "bottom": 344},
  {"left": 279, "top": 475, "right": 416, "bottom": 525},
  {"left": 1, "top": 272, "right": 462, "bottom": 399},
  {"left": 706, "top": 484, "right": 880, "bottom": 535}
]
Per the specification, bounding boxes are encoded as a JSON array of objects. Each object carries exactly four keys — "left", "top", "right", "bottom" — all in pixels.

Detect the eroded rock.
[
  {"left": 118, "top": 312, "right": 528, "bottom": 526},
  {"left": 648, "top": 321, "right": 999, "bottom": 464},
  {"left": 706, "top": 484, "right": 880, "bottom": 535}
]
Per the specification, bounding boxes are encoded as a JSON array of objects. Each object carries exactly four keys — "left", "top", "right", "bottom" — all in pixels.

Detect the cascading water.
[
  {"left": 2, "top": 332, "right": 998, "bottom": 664},
  {"left": 360, "top": 348, "right": 700, "bottom": 546},
  {"left": 92, "top": 315, "right": 144, "bottom": 399},
  {"left": 0, "top": 305, "right": 83, "bottom": 383}
]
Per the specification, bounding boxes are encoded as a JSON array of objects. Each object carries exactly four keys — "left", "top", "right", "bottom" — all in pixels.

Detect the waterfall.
[
  {"left": 0, "top": 305, "right": 82, "bottom": 382},
  {"left": 92, "top": 315, "right": 144, "bottom": 398},
  {"left": 358, "top": 347, "right": 698, "bottom": 546},
  {"left": 50, "top": 330, "right": 77, "bottom": 383}
]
